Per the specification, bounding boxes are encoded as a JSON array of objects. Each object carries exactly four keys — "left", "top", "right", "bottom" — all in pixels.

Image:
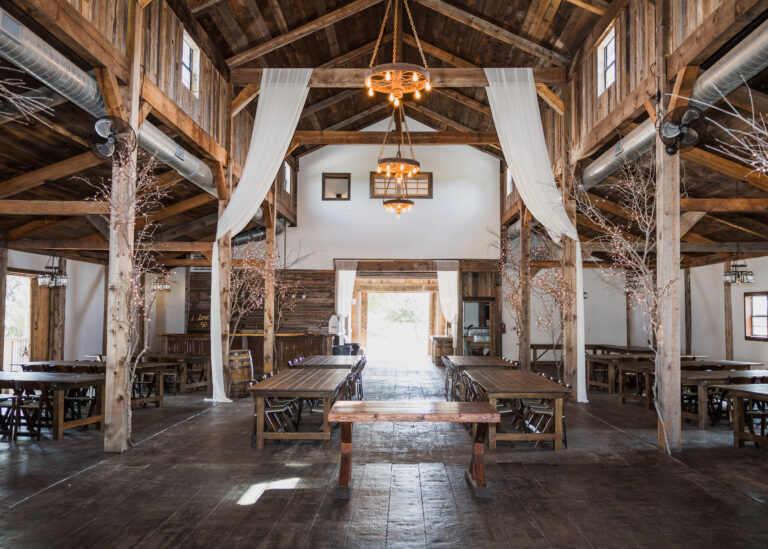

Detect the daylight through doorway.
[{"left": 366, "top": 292, "right": 430, "bottom": 359}]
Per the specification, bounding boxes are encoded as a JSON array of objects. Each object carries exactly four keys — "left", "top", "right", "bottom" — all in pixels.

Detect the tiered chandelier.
[
  {"left": 37, "top": 255, "right": 67, "bottom": 288},
  {"left": 378, "top": 105, "right": 418, "bottom": 218},
  {"left": 364, "top": 0, "right": 431, "bottom": 107},
  {"left": 724, "top": 258, "right": 755, "bottom": 284}
]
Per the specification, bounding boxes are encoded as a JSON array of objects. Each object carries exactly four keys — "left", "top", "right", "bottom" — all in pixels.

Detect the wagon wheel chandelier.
[
  {"left": 378, "top": 105, "right": 419, "bottom": 218},
  {"left": 364, "top": 0, "right": 431, "bottom": 106}
]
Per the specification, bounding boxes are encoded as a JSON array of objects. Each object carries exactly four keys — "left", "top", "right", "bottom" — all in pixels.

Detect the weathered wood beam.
[
  {"left": 325, "top": 103, "right": 390, "bottom": 131},
  {"left": 668, "top": 65, "right": 699, "bottom": 110},
  {"left": 680, "top": 198, "right": 768, "bottom": 212},
  {"left": 415, "top": 0, "right": 569, "bottom": 66},
  {"left": 0, "top": 87, "right": 67, "bottom": 126},
  {"left": 300, "top": 89, "right": 359, "bottom": 119},
  {"left": 188, "top": 0, "right": 226, "bottom": 13},
  {"left": 263, "top": 187, "right": 277, "bottom": 373},
  {"left": 666, "top": 0, "right": 768, "bottom": 79},
  {"left": 563, "top": 0, "right": 608, "bottom": 15},
  {"left": 10, "top": 239, "right": 213, "bottom": 252},
  {"left": 231, "top": 84, "right": 261, "bottom": 117},
  {"left": 94, "top": 68, "right": 127, "bottom": 120},
  {"left": 0, "top": 152, "right": 103, "bottom": 199},
  {"left": 680, "top": 211, "right": 706, "bottom": 236},
  {"left": 292, "top": 130, "right": 499, "bottom": 145},
  {"left": 165, "top": 0, "right": 229, "bottom": 77},
  {"left": 10, "top": 0, "right": 131, "bottom": 82},
  {"left": 155, "top": 213, "right": 219, "bottom": 241},
  {"left": 141, "top": 78, "right": 227, "bottom": 164},
  {"left": 519, "top": 207, "right": 532, "bottom": 370},
  {"left": 231, "top": 67, "right": 567, "bottom": 87},
  {"left": 0, "top": 200, "right": 107, "bottom": 215},
  {"left": 145, "top": 193, "right": 216, "bottom": 224},
  {"left": 401, "top": 34, "right": 476, "bottom": 68},
  {"left": 86, "top": 215, "right": 110, "bottom": 239},
  {"left": 684, "top": 268, "right": 692, "bottom": 355},
  {"left": 681, "top": 147, "right": 768, "bottom": 192},
  {"left": 680, "top": 242, "right": 768, "bottom": 253},
  {"left": 724, "top": 263, "right": 734, "bottom": 360},
  {"left": 0, "top": 247, "right": 6, "bottom": 371},
  {"left": 725, "top": 86, "right": 768, "bottom": 117},
  {"left": 535, "top": 83, "right": 564, "bottom": 115},
  {"left": 227, "top": 0, "right": 382, "bottom": 67},
  {"left": 434, "top": 88, "right": 492, "bottom": 117}
]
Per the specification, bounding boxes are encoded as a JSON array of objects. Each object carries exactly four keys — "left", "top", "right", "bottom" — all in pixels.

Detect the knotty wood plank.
[
  {"left": 0, "top": 152, "right": 103, "bottom": 199},
  {"left": 328, "top": 400, "right": 500, "bottom": 423}
]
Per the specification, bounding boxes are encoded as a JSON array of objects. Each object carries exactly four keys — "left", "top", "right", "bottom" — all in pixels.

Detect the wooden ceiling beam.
[
  {"left": 231, "top": 84, "right": 261, "bottom": 117},
  {"left": 188, "top": 0, "right": 227, "bottom": 13},
  {"left": 680, "top": 212, "right": 706, "bottom": 236},
  {"left": 679, "top": 242, "right": 768, "bottom": 253},
  {"left": 231, "top": 67, "right": 567, "bottom": 87},
  {"left": 155, "top": 212, "right": 219, "bottom": 241},
  {"left": 300, "top": 89, "right": 360, "bottom": 120},
  {"left": 292, "top": 130, "right": 499, "bottom": 145},
  {"left": 145, "top": 193, "right": 216, "bottom": 224},
  {"left": 325, "top": 103, "right": 391, "bottom": 131},
  {"left": 0, "top": 200, "right": 108, "bottom": 216},
  {"left": 0, "top": 88, "right": 67, "bottom": 127},
  {"left": 563, "top": 0, "right": 608, "bottom": 15},
  {"left": 401, "top": 34, "right": 476, "bottom": 68},
  {"left": 534, "top": 83, "right": 564, "bottom": 115},
  {"left": 8, "top": 240, "right": 213, "bottom": 252},
  {"left": 725, "top": 86, "right": 768, "bottom": 117},
  {"left": 414, "top": 0, "right": 569, "bottom": 66},
  {"left": 681, "top": 147, "right": 768, "bottom": 193},
  {"left": 680, "top": 198, "right": 768, "bottom": 212},
  {"left": 3, "top": 218, "right": 62, "bottom": 241},
  {"left": 227, "top": 0, "right": 382, "bottom": 67},
  {"left": 0, "top": 152, "right": 103, "bottom": 199}
]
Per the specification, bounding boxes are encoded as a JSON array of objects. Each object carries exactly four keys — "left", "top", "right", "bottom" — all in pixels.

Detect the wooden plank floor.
[{"left": 2, "top": 357, "right": 768, "bottom": 548}]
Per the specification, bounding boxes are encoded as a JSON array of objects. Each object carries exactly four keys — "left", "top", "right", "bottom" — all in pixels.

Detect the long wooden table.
[
  {"left": 462, "top": 369, "right": 571, "bottom": 450},
  {"left": 249, "top": 368, "right": 350, "bottom": 449},
  {"left": 443, "top": 355, "right": 517, "bottom": 401},
  {"left": 294, "top": 355, "right": 361, "bottom": 369},
  {"left": 715, "top": 384, "right": 768, "bottom": 448},
  {"left": 141, "top": 353, "right": 211, "bottom": 394},
  {"left": 0, "top": 372, "right": 105, "bottom": 440},
  {"left": 587, "top": 354, "right": 714, "bottom": 393},
  {"left": 328, "top": 400, "right": 500, "bottom": 498}
]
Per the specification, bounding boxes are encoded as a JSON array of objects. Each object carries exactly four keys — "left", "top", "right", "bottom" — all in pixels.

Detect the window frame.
[
  {"left": 181, "top": 30, "right": 201, "bottom": 97},
  {"left": 321, "top": 173, "right": 351, "bottom": 201},
  {"left": 283, "top": 161, "right": 292, "bottom": 194},
  {"left": 596, "top": 26, "right": 616, "bottom": 97},
  {"left": 744, "top": 291, "right": 768, "bottom": 341},
  {"left": 369, "top": 172, "right": 433, "bottom": 199}
]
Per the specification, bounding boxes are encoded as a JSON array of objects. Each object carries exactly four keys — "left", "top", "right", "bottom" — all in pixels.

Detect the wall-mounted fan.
[
  {"left": 87, "top": 116, "right": 136, "bottom": 159},
  {"left": 659, "top": 106, "right": 707, "bottom": 155}
]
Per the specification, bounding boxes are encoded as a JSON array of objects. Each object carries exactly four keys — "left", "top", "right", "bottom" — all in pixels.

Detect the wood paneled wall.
[
  {"left": 670, "top": 0, "right": 725, "bottom": 51},
  {"left": 64, "top": 0, "right": 129, "bottom": 54}
]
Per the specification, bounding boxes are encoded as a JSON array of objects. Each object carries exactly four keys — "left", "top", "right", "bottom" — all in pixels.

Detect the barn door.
[{"left": 30, "top": 279, "right": 50, "bottom": 361}]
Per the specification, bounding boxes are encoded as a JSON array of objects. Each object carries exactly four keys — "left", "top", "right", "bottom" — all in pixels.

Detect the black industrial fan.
[
  {"left": 658, "top": 106, "right": 707, "bottom": 155},
  {"left": 87, "top": 116, "right": 136, "bottom": 160}
]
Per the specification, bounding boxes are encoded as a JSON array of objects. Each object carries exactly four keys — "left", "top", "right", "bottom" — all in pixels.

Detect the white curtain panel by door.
[
  {"left": 335, "top": 260, "right": 358, "bottom": 341},
  {"left": 435, "top": 260, "right": 460, "bottom": 352},
  {"left": 209, "top": 68, "right": 312, "bottom": 402},
  {"left": 485, "top": 67, "right": 587, "bottom": 402}
]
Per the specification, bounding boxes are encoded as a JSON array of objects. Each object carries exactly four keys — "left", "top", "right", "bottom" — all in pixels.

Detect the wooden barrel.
[{"left": 229, "top": 349, "right": 253, "bottom": 398}]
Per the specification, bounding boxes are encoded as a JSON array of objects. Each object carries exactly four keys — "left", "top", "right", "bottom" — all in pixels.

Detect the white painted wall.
[
  {"left": 284, "top": 117, "right": 501, "bottom": 270},
  {"left": 8, "top": 250, "right": 105, "bottom": 359},
  {"left": 145, "top": 268, "right": 187, "bottom": 351}
]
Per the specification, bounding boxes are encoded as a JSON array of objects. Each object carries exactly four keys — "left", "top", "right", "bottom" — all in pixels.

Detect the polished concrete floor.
[{"left": 1, "top": 357, "right": 767, "bottom": 548}]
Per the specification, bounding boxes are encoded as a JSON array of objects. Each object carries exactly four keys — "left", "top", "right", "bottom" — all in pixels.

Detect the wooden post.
[
  {"left": 104, "top": 1, "right": 143, "bottom": 453},
  {"left": 263, "top": 186, "right": 277, "bottom": 373},
  {"left": 723, "top": 262, "right": 733, "bottom": 360},
  {"left": 456, "top": 268, "right": 464, "bottom": 356},
  {"left": 48, "top": 257, "right": 66, "bottom": 360},
  {"left": 625, "top": 291, "right": 632, "bottom": 346},
  {"left": 0, "top": 247, "right": 6, "bottom": 370},
  {"left": 684, "top": 268, "right": 692, "bottom": 355},
  {"left": 217, "top": 214, "right": 231, "bottom": 390},
  {"left": 561, "top": 80, "right": 578, "bottom": 387},
  {"left": 519, "top": 206, "right": 531, "bottom": 369},
  {"left": 654, "top": 0, "right": 682, "bottom": 453}
]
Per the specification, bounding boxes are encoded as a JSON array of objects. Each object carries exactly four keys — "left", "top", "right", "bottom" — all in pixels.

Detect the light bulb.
[
  {"left": 385, "top": 71, "right": 391, "bottom": 81},
  {"left": 414, "top": 90, "right": 421, "bottom": 99},
  {"left": 389, "top": 93, "right": 394, "bottom": 102},
  {"left": 368, "top": 87, "right": 374, "bottom": 97},
  {"left": 366, "top": 78, "right": 371, "bottom": 88},
  {"left": 394, "top": 97, "right": 400, "bottom": 106},
  {"left": 400, "top": 163, "right": 404, "bottom": 170},
  {"left": 425, "top": 81, "right": 431, "bottom": 91},
  {"left": 377, "top": 166, "right": 382, "bottom": 174}
]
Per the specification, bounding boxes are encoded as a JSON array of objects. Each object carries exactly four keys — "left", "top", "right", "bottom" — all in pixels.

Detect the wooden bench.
[{"left": 327, "top": 400, "right": 500, "bottom": 499}]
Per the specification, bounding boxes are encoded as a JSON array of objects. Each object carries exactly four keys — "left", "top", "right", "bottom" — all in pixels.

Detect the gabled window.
[
  {"left": 745, "top": 292, "right": 768, "bottom": 341},
  {"left": 597, "top": 26, "right": 616, "bottom": 96},
  {"left": 181, "top": 30, "right": 200, "bottom": 97}
]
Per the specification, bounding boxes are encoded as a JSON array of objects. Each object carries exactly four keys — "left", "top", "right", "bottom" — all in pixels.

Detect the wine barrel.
[{"left": 229, "top": 349, "right": 253, "bottom": 398}]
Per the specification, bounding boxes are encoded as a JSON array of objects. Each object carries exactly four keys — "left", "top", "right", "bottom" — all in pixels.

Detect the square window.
[
  {"left": 745, "top": 292, "right": 768, "bottom": 341},
  {"left": 597, "top": 27, "right": 616, "bottom": 96},
  {"left": 181, "top": 30, "right": 200, "bottom": 97},
  {"left": 322, "top": 173, "right": 350, "bottom": 200},
  {"left": 283, "top": 162, "right": 292, "bottom": 194}
]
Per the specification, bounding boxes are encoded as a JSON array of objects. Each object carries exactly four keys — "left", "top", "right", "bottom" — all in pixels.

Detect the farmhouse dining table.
[
  {"left": 0, "top": 371, "right": 105, "bottom": 440},
  {"left": 249, "top": 368, "right": 350, "bottom": 449},
  {"left": 294, "top": 355, "right": 361, "bottom": 369},
  {"left": 141, "top": 353, "right": 211, "bottom": 394},
  {"left": 442, "top": 355, "right": 518, "bottom": 402},
  {"left": 714, "top": 384, "right": 768, "bottom": 447},
  {"left": 586, "top": 353, "right": 712, "bottom": 393},
  {"left": 461, "top": 368, "right": 571, "bottom": 450}
]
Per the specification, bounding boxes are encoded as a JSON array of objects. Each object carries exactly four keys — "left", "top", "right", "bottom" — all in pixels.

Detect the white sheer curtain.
[
  {"left": 435, "top": 260, "right": 460, "bottom": 352},
  {"left": 209, "top": 68, "right": 312, "bottom": 402},
  {"left": 335, "top": 260, "right": 357, "bottom": 342},
  {"left": 485, "top": 68, "right": 587, "bottom": 402}
]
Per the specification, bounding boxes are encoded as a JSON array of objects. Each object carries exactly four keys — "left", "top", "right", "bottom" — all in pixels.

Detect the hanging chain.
[
  {"left": 403, "top": 0, "right": 428, "bottom": 69},
  {"left": 392, "top": 0, "right": 399, "bottom": 64},
  {"left": 401, "top": 104, "right": 416, "bottom": 161},
  {"left": 370, "top": 0, "right": 393, "bottom": 69},
  {"left": 378, "top": 108, "right": 396, "bottom": 161}
]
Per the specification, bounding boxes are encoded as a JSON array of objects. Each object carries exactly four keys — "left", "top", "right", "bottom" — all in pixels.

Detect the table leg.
[
  {"left": 336, "top": 422, "right": 353, "bottom": 499},
  {"left": 733, "top": 395, "right": 745, "bottom": 448},
  {"left": 464, "top": 422, "right": 490, "bottom": 498},
  {"left": 554, "top": 397, "right": 564, "bottom": 451},
  {"left": 256, "top": 396, "right": 265, "bottom": 449},
  {"left": 618, "top": 370, "right": 626, "bottom": 405},
  {"left": 587, "top": 360, "right": 593, "bottom": 390},
  {"left": 155, "top": 371, "right": 163, "bottom": 408},
  {"left": 180, "top": 363, "right": 187, "bottom": 394},
  {"left": 608, "top": 363, "right": 616, "bottom": 394},
  {"left": 644, "top": 373, "right": 653, "bottom": 409},
  {"left": 322, "top": 396, "right": 331, "bottom": 449},
  {"left": 488, "top": 397, "right": 497, "bottom": 450},
  {"left": 97, "top": 383, "right": 105, "bottom": 430},
  {"left": 697, "top": 385, "right": 707, "bottom": 429},
  {"left": 53, "top": 389, "right": 64, "bottom": 440}
]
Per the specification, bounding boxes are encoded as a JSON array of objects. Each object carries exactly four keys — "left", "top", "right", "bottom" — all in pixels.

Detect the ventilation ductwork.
[
  {"left": 581, "top": 17, "right": 768, "bottom": 189},
  {"left": 0, "top": 8, "right": 216, "bottom": 195}
]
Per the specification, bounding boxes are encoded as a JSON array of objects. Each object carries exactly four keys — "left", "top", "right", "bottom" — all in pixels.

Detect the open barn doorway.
[{"left": 365, "top": 292, "right": 431, "bottom": 358}]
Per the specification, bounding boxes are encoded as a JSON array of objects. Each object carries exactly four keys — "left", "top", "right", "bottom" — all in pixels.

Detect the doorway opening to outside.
[
  {"left": 366, "top": 292, "right": 430, "bottom": 359},
  {"left": 4, "top": 275, "right": 31, "bottom": 371}
]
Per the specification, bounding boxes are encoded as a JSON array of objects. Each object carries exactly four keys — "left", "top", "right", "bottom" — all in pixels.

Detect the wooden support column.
[
  {"left": 561, "top": 80, "right": 578, "bottom": 387},
  {"left": 654, "top": 0, "right": 682, "bottom": 453},
  {"left": 217, "top": 82, "right": 234, "bottom": 394},
  {"left": 684, "top": 268, "right": 692, "bottom": 355},
  {"left": 263, "top": 186, "right": 277, "bottom": 373},
  {"left": 625, "top": 291, "right": 632, "bottom": 346},
  {"left": 519, "top": 206, "right": 531, "bottom": 370},
  {"left": 724, "top": 263, "right": 734, "bottom": 360},
  {"left": 0, "top": 247, "right": 6, "bottom": 370},
  {"left": 48, "top": 258, "right": 66, "bottom": 360},
  {"left": 104, "top": 1, "right": 143, "bottom": 453}
]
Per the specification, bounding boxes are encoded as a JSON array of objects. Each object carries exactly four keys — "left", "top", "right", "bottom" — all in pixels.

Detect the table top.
[
  {"left": 328, "top": 400, "right": 500, "bottom": 423},
  {"left": 463, "top": 369, "right": 571, "bottom": 397},
  {"left": 682, "top": 359, "right": 763, "bottom": 368},
  {"left": 587, "top": 354, "right": 656, "bottom": 364},
  {"left": 142, "top": 353, "right": 209, "bottom": 363},
  {"left": 445, "top": 356, "right": 517, "bottom": 369},
  {"left": 248, "top": 368, "right": 349, "bottom": 397},
  {"left": 713, "top": 383, "right": 768, "bottom": 398},
  {"left": 0, "top": 371, "right": 105, "bottom": 389},
  {"left": 13, "top": 360, "right": 102, "bottom": 367},
  {"left": 681, "top": 369, "right": 768, "bottom": 383},
  {"left": 296, "top": 355, "right": 360, "bottom": 368},
  {"left": 595, "top": 345, "right": 655, "bottom": 354}
]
